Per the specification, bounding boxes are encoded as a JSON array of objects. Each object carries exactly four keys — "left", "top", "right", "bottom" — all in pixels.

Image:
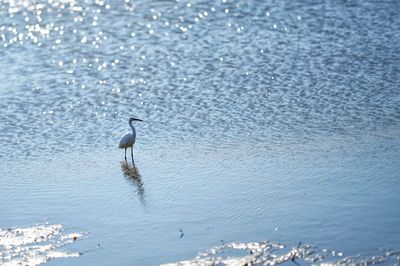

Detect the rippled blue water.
[{"left": 0, "top": 0, "right": 399, "bottom": 265}]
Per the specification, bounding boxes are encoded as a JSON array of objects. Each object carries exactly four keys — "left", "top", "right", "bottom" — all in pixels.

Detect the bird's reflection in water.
[{"left": 120, "top": 161, "right": 145, "bottom": 206}]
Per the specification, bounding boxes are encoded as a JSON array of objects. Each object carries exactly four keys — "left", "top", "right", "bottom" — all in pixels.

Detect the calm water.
[{"left": 0, "top": 0, "right": 399, "bottom": 265}]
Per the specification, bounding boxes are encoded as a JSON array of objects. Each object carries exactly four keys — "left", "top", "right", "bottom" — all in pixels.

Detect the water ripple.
[{"left": 1, "top": 1, "right": 399, "bottom": 159}]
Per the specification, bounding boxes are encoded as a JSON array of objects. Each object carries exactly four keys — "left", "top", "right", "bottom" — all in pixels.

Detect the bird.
[{"left": 119, "top": 117, "right": 143, "bottom": 164}]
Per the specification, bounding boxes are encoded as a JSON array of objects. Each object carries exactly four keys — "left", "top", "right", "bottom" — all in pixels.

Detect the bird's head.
[{"left": 129, "top": 117, "right": 143, "bottom": 123}]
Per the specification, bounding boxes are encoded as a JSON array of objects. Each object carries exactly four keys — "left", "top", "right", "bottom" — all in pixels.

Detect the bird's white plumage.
[{"left": 119, "top": 130, "right": 136, "bottom": 149}]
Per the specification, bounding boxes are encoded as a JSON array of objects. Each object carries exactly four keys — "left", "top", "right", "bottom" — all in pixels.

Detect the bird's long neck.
[{"left": 129, "top": 120, "right": 135, "bottom": 133}]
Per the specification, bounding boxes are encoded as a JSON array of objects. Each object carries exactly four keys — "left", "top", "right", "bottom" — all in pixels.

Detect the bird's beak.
[{"left": 133, "top": 118, "right": 143, "bottom": 121}]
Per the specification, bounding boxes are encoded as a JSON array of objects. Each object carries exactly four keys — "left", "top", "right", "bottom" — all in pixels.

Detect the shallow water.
[{"left": 0, "top": 0, "right": 399, "bottom": 265}]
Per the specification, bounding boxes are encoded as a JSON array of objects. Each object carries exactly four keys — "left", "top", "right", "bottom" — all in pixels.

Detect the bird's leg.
[
  {"left": 131, "top": 147, "right": 135, "bottom": 165},
  {"left": 124, "top": 148, "right": 127, "bottom": 161}
]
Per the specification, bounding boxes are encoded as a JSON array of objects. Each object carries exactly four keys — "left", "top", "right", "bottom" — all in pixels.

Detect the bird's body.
[
  {"left": 119, "top": 130, "right": 136, "bottom": 149},
  {"left": 119, "top": 117, "right": 143, "bottom": 163}
]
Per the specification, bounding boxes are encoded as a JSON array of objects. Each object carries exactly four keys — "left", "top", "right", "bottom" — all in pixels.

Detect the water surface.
[{"left": 0, "top": 0, "right": 399, "bottom": 265}]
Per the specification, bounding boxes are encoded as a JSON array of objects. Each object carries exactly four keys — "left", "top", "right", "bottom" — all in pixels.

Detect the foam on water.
[
  {"left": 0, "top": 224, "right": 85, "bottom": 266},
  {"left": 162, "top": 241, "right": 400, "bottom": 266}
]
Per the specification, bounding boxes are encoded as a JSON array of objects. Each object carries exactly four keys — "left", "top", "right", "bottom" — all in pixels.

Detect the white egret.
[{"left": 119, "top": 117, "right": 143, "bottom": 163}]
